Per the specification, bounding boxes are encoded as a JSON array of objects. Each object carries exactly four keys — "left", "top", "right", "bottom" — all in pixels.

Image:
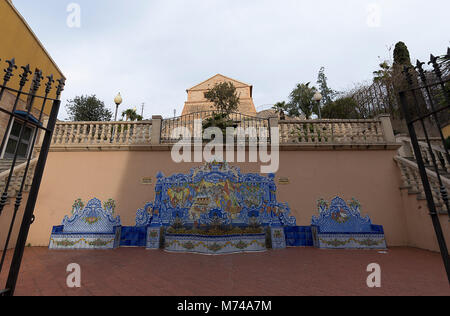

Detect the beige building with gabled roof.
[{"left": 182, "top": 74, "right": 257, "bottom": 116}]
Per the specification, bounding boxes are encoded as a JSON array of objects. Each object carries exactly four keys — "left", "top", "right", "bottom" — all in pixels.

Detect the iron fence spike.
[
  {"left": 31, "top": 69, "right": 44, "bottom": 93},
  {"left": 56, "top": 78, "right": 66, "bottom": 97},
  {"left": 428, "top": 54, "right": 443, "bottom": 79},
  {"left": 415, "top": 59, "right": 425, "bottom": 69},
  {"left": 19, "top": 64, "right": 32, "bottom": 87},
  {"left": 3, "top": 58, "right": 17, "bottom": 83},
  {"left": 45, "top": 74, "right": 54, "bottom": 94},
  {"left": 415, "top": 60, "right": 427, "bottom": 83}
]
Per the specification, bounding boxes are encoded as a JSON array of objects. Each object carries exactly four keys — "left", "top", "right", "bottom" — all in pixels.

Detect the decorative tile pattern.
[
  {"left": 270, "top": 227, "right": 287, "bottom": 249},
  {"left": 62, "top": 198, "right": 121, "bottom": 234},
  {"left": 135, "top": 162, "right": 297, "bottom": 228},
  {"left": 311, "top": 197, "right": 386, "bottom": 249},
  {"left": 164, "top": 233, "right": 266, "bottom": 255},
  {"left": 315, "top": 234, "right": 387, "bottom": 249},
  {"left": 49, "top": 198, "right": 122, "bottom": 250},
  {"left": 146, "top": 227, "right": 161, "bottom": 249},
  {"left": 49, "top": 235, "right": 117, "bottom": 250},
  {"left": 120, "top": 226, "right": 147, "bottom": 247},
  {"left": 284, "top": 226, "right": 314, "bottom": 247}
]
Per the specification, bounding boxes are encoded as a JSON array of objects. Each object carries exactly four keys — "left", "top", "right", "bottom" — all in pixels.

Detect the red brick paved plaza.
[{"left": 1, "top": 247, "right": 449, "bottom": 296}]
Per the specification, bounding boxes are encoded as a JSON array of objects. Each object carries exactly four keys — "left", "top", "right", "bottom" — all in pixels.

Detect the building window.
[{"left": 1, "top": 113, "right": 38, "bottom": 159}]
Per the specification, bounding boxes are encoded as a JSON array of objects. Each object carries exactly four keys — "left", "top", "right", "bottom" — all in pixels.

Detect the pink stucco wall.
[
  {"left": 398, "top": 189, "right": 450, "bottom": 251},
  {"left": 4, "top": 148, "right": 446, "bottom": 252},
  {"left": 0, "top": 193, "right": 27, "bottom": 251}
]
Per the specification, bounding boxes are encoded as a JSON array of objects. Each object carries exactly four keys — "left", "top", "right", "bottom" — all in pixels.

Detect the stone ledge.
[
  {"left": 38, "top": 142, "right": 401, "bottom": 152},
  {"left": 279, "top": 143, "right": 400, "bottom": 151}
]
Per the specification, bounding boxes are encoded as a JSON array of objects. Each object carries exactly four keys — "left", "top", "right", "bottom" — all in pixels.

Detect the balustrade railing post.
[
  {"left": 377, "top": 114, "right": 395, "bottom": 143},
  {"left": 268, "top": 116, "right": 278, "bottom": 142},
  {"left": 151, "top": 115, "right": 162, "bottom": 145}
]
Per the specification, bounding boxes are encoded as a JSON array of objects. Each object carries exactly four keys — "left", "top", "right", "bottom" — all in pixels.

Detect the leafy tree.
[
  {"left": 287, "top": 82, "right": 317, "bottom": 119},
  {"left": 122, "top": 108, "right": 143, "bottom": 121},
  {"left": 317, "top": 67, "right": 336, "bottom": 105},
  {"left": 372, "top": 60, "right": 399, "bottom": 117},
  {"left": 373, "top": 61, "right": 392, "bottom": 81},
  {"left": 272, "top": 101, "right": 288, "bottom": 120},
  {"left": 66, "top": 95, "right": 112, "bottom": 122},
  {"left": 321, "top": 97, "right": 362, "bottom": 119},
  {"left": 204, "top": 82, "right": 240, "bottom": 114},
  {"left": 202, "top": 82, "right": 240, "bottom": 136},
  {"left": 202, "top": 113, "right": 236, "bottom": 136}
]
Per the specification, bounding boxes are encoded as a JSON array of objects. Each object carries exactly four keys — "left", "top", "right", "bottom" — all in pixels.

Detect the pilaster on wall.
[
  {"left": 268, "top": 116, "right": 279, "bottom": 129},
  {"left": 268, "top": 116, "right": 279, "bottom": 142},
  {"left": 377, "top": 114, "right": 396, "bottom": 143},
  {"left": 151, "top": 116, "right": 162, "bottom": 145}
]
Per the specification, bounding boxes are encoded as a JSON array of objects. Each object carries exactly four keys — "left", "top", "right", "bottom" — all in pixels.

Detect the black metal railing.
[
  {"left": 398, "top": 48, "right": 450, "bottom": 283},
  {"left": 161, "top": 110, "right": 270, "bottom": 143},
  {"left": 0, "top": 57, "right": 64, "bottom": 296}
]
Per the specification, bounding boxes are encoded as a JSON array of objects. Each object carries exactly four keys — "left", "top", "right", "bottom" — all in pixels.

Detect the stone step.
[
  {"left": 404, "top": 157, "right": 450, "bottom": 180},
  {"left": 0, "top": 159, "right": 27, "bottom": 173}
]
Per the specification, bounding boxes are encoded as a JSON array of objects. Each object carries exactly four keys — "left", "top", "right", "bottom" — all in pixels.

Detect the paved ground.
[{"left": 0, "top": 247, "right": 449, "bottom": 296}]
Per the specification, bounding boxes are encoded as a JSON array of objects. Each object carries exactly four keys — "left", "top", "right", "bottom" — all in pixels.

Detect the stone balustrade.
[
  {"left": 51, "top": 121, "right": 152, "bottom": 147},
  {"left": 49, "top": 115, "right": 396, "bottom": 148},
  {"left": 279, "top": 118, "right": 389, "bottom": 144},
  {"left": 394, "top": 156, "right": 450, "bottom": 213},
  {"left": 397, "top": 136, "right": 449, "bottom": 174}
]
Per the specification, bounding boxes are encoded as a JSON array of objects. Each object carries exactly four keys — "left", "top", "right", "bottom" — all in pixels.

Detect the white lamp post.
[
  {"left": 313, "top": 92, "right": 323, "bottom": 120},
  {"left": 114, "top": 92, "right": 123, "bottom": 122}
]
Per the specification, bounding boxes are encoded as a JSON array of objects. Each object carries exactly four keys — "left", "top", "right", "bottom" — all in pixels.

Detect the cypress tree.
[{"left": 393, "top": 41, "right": 412, "bottom": 67}]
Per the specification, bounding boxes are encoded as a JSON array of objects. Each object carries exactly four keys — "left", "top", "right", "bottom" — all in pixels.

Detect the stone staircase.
[
  {"left": 0, "top": 158, "right": 36, "bottom": 198},
  {"left": 395, "top": 136, "right": 450, "bottom": 216},
  {"left": 0, "top": 158, "right": 27, "bottom": 173}
]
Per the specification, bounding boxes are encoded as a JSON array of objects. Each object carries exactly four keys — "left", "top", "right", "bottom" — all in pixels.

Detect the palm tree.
[
  {"left": 121, "top": 108, "right": 143, "bottom": 121},
  {"left": 272, "top": 102, "right": 288, "bottom": 120}
]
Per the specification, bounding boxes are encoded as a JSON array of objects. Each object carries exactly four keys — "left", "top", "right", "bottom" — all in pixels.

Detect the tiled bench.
[
  {"left": 311, "top": 197, "right": 387, "bottom": 249},
  {"left": 49, "top": 198, "right": 122, "bottom": 250}
]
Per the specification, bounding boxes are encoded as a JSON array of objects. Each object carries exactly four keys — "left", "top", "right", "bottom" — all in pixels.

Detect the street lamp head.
[
  {"left": 313, "top": 92, "right": 323, "bottom": 102},
  {"left": 114, "top": 92, "right": 123, "bottom": 106}
]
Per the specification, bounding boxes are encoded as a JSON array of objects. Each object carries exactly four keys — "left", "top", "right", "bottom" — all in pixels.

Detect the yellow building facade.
[
  {"left": 0, "top": 0, "right": 64, "bottom": 159},
  {"left": 0, "top": 0, "right": 64, "bottom": 102}
]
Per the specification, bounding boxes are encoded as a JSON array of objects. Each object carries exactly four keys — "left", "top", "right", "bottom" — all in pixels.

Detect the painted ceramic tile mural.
[
  {"left": 49, "top": 198, "right": 122, "bottom": 250},
  {"left": 135, "top": 162, "right": 297, "bottom": 228},
  {"left": 311, "top": 197, "right": 386, "bottom": 249}
]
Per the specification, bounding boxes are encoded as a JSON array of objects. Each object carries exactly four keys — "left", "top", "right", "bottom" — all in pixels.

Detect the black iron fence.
[
  {"left": 161, "top": 110, "right": 270, "bottom": 143},
  {"left": 351, "top": 48, "right": 450, "bottom": 126},
  {"left": 0, "top": 58, "right": 64, "bottom": 296},
  {"left": 398, "top": 48, "right": 450, "bottom": 283}
]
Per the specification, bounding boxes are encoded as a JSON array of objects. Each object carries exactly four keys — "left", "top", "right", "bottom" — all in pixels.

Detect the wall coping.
[{"left": 39, "top": 142, "right": 401, "bottom": 153}]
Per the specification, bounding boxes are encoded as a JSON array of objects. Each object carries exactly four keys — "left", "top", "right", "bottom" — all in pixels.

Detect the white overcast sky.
[{"left": 12, "top": 0, "right": 450, "bottom": 120}]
